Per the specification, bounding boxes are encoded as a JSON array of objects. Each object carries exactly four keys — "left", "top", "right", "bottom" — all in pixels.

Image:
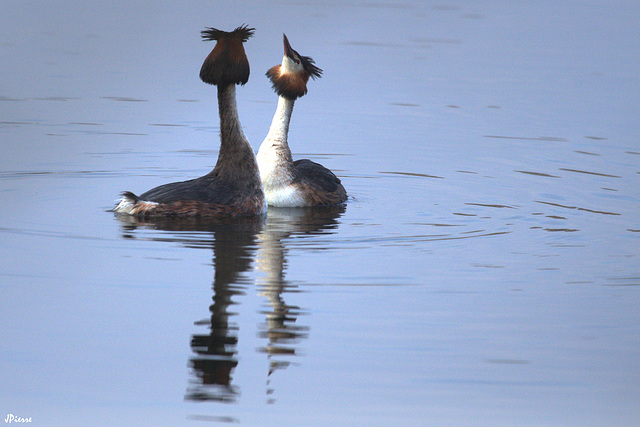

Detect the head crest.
[
  {"left": 201, "top": 24, "right": 255, "bottom": 43},
  {"left": 299, "top": 55, "right": 322, "bottom": 80},
  {"left": 199, "top": 25, "right": 255, "bottom": 86},
  {"left": 283, "top": 34, "right": 322, "bottom": 80},
  {"left": 268, "top": 35, "right": 322, "bottom": 99}
]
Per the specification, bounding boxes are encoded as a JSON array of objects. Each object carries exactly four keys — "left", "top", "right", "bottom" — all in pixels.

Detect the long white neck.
[
  {"left": 257, "top": 95, "right": 296, "bottom": 178},
  {"left": 265, "top": 95, "right": 295, "bottom": 148}
]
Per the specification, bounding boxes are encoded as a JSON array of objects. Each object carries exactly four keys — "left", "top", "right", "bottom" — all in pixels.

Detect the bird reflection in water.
[
  {"left": 117, "top": 214, "right": 263, "bottom": 403},
  {"left": 255, "top": 205, "right": 344, "bottom": 403},
  {"left": 185, "top": 217, "right": 261, "bottom": 403},
  {"left": 114, "top": 205, "right": 344, "bottom": 404}
]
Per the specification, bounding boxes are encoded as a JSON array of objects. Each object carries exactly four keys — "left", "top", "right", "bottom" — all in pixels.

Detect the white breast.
[{"left": 265, "top": 184, "right": 308, "bottom": 207}]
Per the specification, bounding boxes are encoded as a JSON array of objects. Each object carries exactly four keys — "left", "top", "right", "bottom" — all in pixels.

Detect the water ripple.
[
  {"left": 514, "top": 170, "right": 560, "bottom": 178},
  {"left": 380, "top": 171, "right": 444, "bottom": 179},
  {"left": 0, "top": 169, "right": 129, "bottom": 180},
  {"left": 559, "top": 168, "right": 621, "bottom": 178},
  {"left": 535, "top": 200, "right": 621, "bottom": 216}
]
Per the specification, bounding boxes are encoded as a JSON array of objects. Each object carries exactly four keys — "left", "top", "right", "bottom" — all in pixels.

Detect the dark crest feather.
[
  {"left": 299, "top": 55, "right": 322, "bottom": 80},
  {"left": 201, "top": 24, "right": 255, "bottom": 42},
  {"left": 199, "top": 24, "right": 255, "bottom": 86}
]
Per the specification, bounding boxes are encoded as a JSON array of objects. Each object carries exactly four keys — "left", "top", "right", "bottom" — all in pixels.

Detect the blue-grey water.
[{"left": 1, "top": 1, "right": 639, "bottom": 426}]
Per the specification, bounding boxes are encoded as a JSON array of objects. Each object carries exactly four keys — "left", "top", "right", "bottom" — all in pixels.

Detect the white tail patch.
[{"left": 113, "top": 193, "right": 158, "bottom": 215}]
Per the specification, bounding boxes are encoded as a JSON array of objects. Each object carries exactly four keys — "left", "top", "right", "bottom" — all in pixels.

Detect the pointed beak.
[{"left": 283, "top": 33, "right": 294, "bottom": 59}]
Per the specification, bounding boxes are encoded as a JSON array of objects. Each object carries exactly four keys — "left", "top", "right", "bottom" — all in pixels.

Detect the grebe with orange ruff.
[
  {"left": 114, "top": 25, "right": 266, "bottom": 218},
  {"left": 257, "top": 34, "right": 347, "bottom": 207}
]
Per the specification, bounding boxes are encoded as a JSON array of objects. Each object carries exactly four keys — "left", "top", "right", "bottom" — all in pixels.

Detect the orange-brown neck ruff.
[
  {"left": 200, "top": 25, "right": 254, "bottom": 86},
  {"left": 266, "top": 65, "right": 310, "bottom": 99}
]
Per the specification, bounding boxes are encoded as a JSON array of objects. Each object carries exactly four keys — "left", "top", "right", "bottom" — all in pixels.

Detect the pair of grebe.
[{"left": 114, "top": 25, "right": 346, "bottom": 218}]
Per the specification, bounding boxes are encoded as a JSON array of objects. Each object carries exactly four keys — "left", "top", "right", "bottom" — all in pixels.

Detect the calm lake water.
[{"left": 1, "top": 1, "right": 639, "bottom": 426}]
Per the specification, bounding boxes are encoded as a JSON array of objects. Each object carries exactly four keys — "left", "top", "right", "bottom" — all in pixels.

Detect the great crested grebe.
[
  {"left": 113, "top": 25, "right": 266, "bottom": 218},
  {"left": 256, "top": 34, "right": 347, "bottom": 207}
]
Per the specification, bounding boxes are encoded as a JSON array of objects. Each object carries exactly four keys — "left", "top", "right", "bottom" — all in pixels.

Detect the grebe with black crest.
[
  {"left": 113, "top": 25, "right": 266, "bottom": 218},
  {"left": 256, "top": 34, "right": 347, "bottom": 207}
]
